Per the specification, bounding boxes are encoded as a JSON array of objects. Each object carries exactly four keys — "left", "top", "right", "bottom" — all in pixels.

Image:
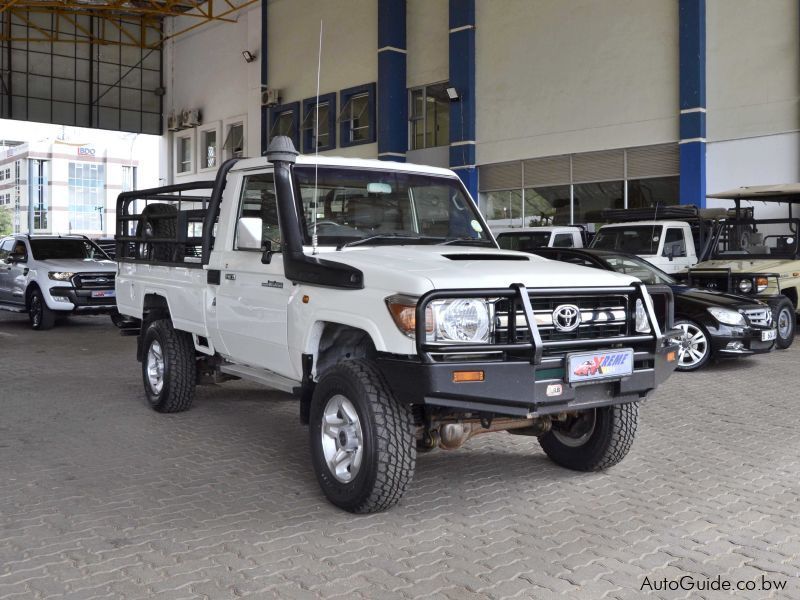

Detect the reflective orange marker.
[
  {"left": 302, "top": 295, "right": 310, "bottom": 304},
  {"left": 452, "top": 370, "right": 485, "bottom": 383},
  {"left": 666, "top": 351, "right": 677, "bottom": 362}
]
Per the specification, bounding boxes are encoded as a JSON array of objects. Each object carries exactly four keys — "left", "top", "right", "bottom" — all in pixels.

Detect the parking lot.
[{"left": 0, "top": 312, "right": 798, "bottom": 599}]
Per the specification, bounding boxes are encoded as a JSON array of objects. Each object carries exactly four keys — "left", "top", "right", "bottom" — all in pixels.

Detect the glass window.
[
  {"left": 409, "top": 83, "right": 450, "bottom": 150},
  {"left": 496, "top": 231, "right": 552, "bottom": 251},
  {"left": 294, "top": 166, "right": 490, "bottom": 246},
  {"left": 627, "top": 176, "right": 679, "bottom": 209},
  {"left": 235, "top": 173, "right": 281, "bottom": 250},
  {"left": 0, "top": 239, "right": 12, "bottom": 260},
  {"left": 572, "top": 181, "right": 623, "bottom": 223},
  {"left": 201, "top": 130, "right": 217, "bottom": 169},
  {"left": 603, "top": 255, "right": 674, "bottom": 285},
  {"left": 68, "top": 162, "right": 105, "bottom": 232},
  {"left": 177, "top": 136, "right": 192, "bottom": 173},
  {"left": 524, "top": 186, "right": 571, "bottom": 226},
  {"left": 592, "top": 225, "right": 663, "bottom": 254},
  {"left": 662, "top": 228, "right": 686, "bottom": 257},
  {"left": 122, "top": 165, "right": 137, "bottom": 192},
  {"left": 302, "top": 95, "right": 336, "bottom": 153},
  {"left": 553, "top": 234, "right": 574, "bottom": 247},
  {"left": 482, "top": 190, "right": 523, "bottom": 225},
  {"left": 223, "top": 122, "right": 245, "bottom": 159},
  {"left": 30, "top": 238, "right": 107, "bottom": 260},
  {"left": 339, "top": 84, "right": 375, "bottom": 147}
]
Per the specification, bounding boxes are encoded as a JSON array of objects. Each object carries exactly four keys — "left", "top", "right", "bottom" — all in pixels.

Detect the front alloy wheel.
[
  {"left": 674, "top": 319, "right": 710, "bottom": 371},
  {"left": 29, "top": 289, "right": 56, "bottom": 330},
  {"left": 320, "top": 395, "right": 365, "bottom": 483}
]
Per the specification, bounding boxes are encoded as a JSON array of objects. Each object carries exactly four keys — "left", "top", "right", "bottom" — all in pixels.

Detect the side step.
[{"left": 219, "top": 363, "right": 300, "bottom": 394}]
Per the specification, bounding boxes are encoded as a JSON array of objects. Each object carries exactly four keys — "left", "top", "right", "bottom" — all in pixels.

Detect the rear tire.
[
  {"left": 29, "top": 289, "right": 56, "bottom": 331},
  {"left": 141, "top": 318, "right": 196, "bottom": 413},
  {"left": 539, "top": 403, "right": 638, "bottom": 471},
  {"left": 309, "top": 359, "right": 416, "bottom": 513},
  {"left": 771, "top": 297, "right": 795, "bottom": 349}
]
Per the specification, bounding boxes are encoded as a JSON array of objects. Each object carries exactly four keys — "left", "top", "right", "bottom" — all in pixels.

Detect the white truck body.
[
  {"left": 591, "top": 220, "right": 697, "bottom": 273},
  {"left": 493, "top": 226, "right": 585, "bottom": 250}
]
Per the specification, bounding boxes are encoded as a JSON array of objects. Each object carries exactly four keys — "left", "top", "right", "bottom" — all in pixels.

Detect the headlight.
[
  {"left": 707, "top": 307, "right": 745, "bottom": 326},
  {"left": 738, "top": 278, "right": 753, "bottom": 293},
  {"left": 635, "top": 299, "right": 651, "bottom": 333},
  {"left": 432, "top": 299, "right": 491, "bottom": 343},
  {"left": 48, "top": 271, "right": 74, "bottom": 281},
  {"left": 385, "top": 295, "right": 491, "bottom": 343},
  {"left": 755, "top": 276, "right": 769, "bottom": 292}
]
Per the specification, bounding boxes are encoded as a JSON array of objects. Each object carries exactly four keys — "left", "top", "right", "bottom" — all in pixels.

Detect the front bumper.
[
  {"left": 47, "top": 285, "right": 117, "bottom": 313},
  {"left": 378, "top": 341, "right": 677, "bottom": 417},
  {"left": 710, "top": 324, "right": 777, "bottom": 356}
]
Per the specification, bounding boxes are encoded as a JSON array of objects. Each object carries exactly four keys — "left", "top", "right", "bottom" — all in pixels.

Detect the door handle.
[{"left": 225, "top": 273, "right": 236, "bottom": 281}]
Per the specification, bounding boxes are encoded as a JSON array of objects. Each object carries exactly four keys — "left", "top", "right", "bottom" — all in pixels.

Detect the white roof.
[
  {"left": 492, "top": 226, "right": 579, "bottom": 234},
  {"left": 599, "top": 220, "right": 686, "bottom": 228},
  {"left": 707, "top": 184, "right": 800, "bottom": 202},
  {"left": 232, "top": 154, "right": 459, "bottom": 178}
]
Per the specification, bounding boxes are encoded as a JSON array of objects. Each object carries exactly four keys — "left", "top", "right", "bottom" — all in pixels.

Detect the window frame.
[
  {"left": 174, "top": 130, "right": 195, "bottom": 176},
  {"left": 301, "top": 93, "right": 336, "bottom": 153},
  {"left": 222, "top": 115, "right": 248, "bottom": 161},
  {"left": 234, "top": 172, "right": 282, "bottom": 252},
  {"left": 198, "top": 123, "right": 222, "bottom": 172},
  {"left": 408, "top": 81, "right": 450, "bottom": 150},
  {"left": 338, "top": 83, "right": 376, "bottom": 148},
  {"left": 267, "top": 102, "right": 300, "bottom": 151}
]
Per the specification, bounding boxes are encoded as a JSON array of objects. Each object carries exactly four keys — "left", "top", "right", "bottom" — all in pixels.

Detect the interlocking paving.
[{"left": 1, "top": 312, "right": 798, "bottom": 599}]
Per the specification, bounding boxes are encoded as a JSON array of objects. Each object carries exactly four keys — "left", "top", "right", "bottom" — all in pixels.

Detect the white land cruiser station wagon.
[
  {"left": 114, "top": 137, "right": 679, "bottom": 513},
  {"left": 0, "top": 234, "right": 118, "bottom": 330}
]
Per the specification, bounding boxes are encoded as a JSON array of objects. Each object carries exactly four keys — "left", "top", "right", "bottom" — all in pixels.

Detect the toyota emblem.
[{"left": 552, "top": 304, "right": 581, "bottom": 332}]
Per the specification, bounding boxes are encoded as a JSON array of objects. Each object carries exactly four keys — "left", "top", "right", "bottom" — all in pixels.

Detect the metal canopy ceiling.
[
  {"left": 1, "top": 1, "right": 257, "bottom": 133},
  {"left": 0, "top": 1, "right": 259, "bottom": 48}
]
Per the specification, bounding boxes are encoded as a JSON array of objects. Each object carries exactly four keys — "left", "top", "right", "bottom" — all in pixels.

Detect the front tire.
[
  {"left": 539, "top": 403, "right": 638, "bottom": 471},
  {"left": 141, "top": 318, "right": 196, "bottom": 413},
  {"left": 29, "top": 289, "right": 56, "bottom": 330},
  {"left": 673, "top": 319, "right": 711, "bottom": 371},
  {"left": 309, "top": 359, "right": 416, "bottom": 513},
  {"left": 772, "top": 297, "right": 795, "bottom": 349}
]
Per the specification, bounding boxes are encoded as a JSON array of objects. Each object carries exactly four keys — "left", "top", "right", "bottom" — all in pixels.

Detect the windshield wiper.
[
  {"left": 337, "top": 233, "right": 424, "bottom": 250},
  {"left": 438, "top": 237, "right": 495, "bottom": 246}
]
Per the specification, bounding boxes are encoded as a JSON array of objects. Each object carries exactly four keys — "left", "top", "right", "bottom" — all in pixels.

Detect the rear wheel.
[
  {"left": 29, "top": 289, "right": 56, "bottom": 330},
  {"left": 772, "top": 297, "right": 795, "bottom": 349},
  {"left": 539, "top": 403, "right": 638, "bottom": 471},
  {"left": 309, "top": 359, "right": 416, "bottom": 513},
  {"left": 673, "top": 319, "right": 711, "bottom": 371},
  {"left": 141, "top": 318, "right": 196, "bottom": 413}
]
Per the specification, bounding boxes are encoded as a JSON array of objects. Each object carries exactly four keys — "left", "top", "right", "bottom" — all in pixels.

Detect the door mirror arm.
[{"left": 261, "top": 240, "right": 274, "bottom": 265}]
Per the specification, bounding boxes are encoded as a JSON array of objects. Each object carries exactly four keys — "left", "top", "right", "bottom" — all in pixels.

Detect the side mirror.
[
  {"left": 8, "top": 253, "right": 26, "bottom": 264},
  {"left": 237, "top": 217, "right": 263, "bottom": 250},
  {"left": 261, "top": 239, "right": 275, "bottom": 264}
]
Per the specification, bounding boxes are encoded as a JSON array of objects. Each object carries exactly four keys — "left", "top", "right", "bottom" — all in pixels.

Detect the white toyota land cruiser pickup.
[{"left": 114, "top": 137, "right": 678, "bottom": 513}]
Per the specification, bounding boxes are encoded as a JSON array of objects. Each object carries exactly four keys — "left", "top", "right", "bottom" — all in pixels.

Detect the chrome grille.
[
  {"left": 72, "top": 273, "right": 115, "bottom": 289},
  {"left": 744, "top": 307, "right": 772, "bottom": 327},
  {"left": 494, "top": 295, "right": 630, "bottom": 343}
]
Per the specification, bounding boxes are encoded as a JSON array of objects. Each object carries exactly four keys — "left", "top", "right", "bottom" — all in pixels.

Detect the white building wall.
[
  {"left": 407, "top": 0, "right": 449, "bottom": 89},
  {"left": 707, "top": 0, "right": 800, "bottom": 143},
  {"left": 475, "top": 0, "right": 679, "bottom": 165}
]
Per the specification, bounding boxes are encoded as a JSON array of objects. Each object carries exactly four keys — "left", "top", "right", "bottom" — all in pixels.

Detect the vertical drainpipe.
[
  {"left": 679, "top": 0, "right": 707, "bottom": 207},
  {"left": 377, "top": 0, "right": 407, "bottom": 162},
  {"left": 260, "top": 0, "right": 268, "bottom": 155},
  {"left": 449, "top": 0, "right": 477, "bottom": 199}
]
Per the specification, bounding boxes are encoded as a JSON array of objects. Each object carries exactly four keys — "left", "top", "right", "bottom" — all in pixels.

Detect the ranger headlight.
[
  {"left": 707, "top": 307, "right": 745, "bottom": 326},
  {"left": 48, "top": 271, "right": 75, "bottom": 281},
  {"left": 432, "top": 299, "right": 491, "bottom": 343},
  {"left": 738, "top": 278, "right": 753, "bottom": 293},
  {"left": 635, "top": 299, "right": 651, "bottom": 333}
]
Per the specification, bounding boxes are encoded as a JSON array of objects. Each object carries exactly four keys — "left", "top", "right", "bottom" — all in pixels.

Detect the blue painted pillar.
[
  {"left": 449, "top": 0, "right": 477, "bottom": 198},
  {"left": 260, "top": 1, "right": 269, "bottom": 155},
  {"left": 679, "top": 0, "right": 706, "bottom": 207},
  {"left": 378, "top": 0, "right": 407, "bottom": 161}
]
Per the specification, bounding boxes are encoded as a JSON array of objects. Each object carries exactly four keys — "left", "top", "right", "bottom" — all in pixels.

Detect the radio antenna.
[{"left": 312, "top": 20, "right": 323, "bottom": 255}]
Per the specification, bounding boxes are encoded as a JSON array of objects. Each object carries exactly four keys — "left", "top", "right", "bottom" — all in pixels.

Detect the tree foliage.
[{"left": 0, "top": 209, "right": 12, "bottom": 236}]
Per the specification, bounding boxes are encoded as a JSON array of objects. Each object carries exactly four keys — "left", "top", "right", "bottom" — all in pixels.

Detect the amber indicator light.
[
  {"left": 666, "top": 351, "right": 677, "bottom": 362},
  {"left": 302, "top": 295, "right": 310, "bottom": 304},
  {"left": 452, "top": 370, "right": 485, "bottom": 383}
]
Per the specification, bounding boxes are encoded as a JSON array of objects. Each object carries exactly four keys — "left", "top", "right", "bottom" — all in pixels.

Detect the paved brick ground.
[{"left": 1, "top": 312, "right": 799, "bottom": 599}]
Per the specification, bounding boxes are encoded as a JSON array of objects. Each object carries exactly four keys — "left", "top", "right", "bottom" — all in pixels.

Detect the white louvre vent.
[
  {"left": 572, "top": 149, "right": 624, "bottom": 183},
  {"left": 479, "top": 161, "right": 522, "bottom": 192},
  {"left": 523, "top": 155, "right": 571, "bottom": 187},
  {"left": 627, "top": 143, "right": 680, "bottom": 179}
]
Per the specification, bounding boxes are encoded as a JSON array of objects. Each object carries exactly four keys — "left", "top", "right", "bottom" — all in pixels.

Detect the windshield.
[
  {"left": 30, "top": 239, "right": 109, "bottom": 261},
  {"left": 602, "top": 254, "right": 675, "bottom": 285},
  {"left": 496, "top": 231, "right": 551, "bottom": 251},
  {"left": 294, "top": 166, "right": 492, "bottom": 246},
  {"left": 591, "top": 225, "right": 663, "bottom": 254},
  {"left": 711, "top": 219, "right": 799, "bottom": 259}
]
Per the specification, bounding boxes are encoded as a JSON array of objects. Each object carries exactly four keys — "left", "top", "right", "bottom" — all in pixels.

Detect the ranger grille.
[{"left": 72, "top": 273, "right": 115, "bottom": 289}]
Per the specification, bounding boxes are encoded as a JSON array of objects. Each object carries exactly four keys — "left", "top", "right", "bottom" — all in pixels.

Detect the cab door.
[
  {"left": 0, "top": 239, "right": 13, "bottom": 302},
  {"left": 214, "top": 172, "right": 294, "bottom": 377},
  {"left": 661, "top": 227, "right": 691, "bottom": 273}
]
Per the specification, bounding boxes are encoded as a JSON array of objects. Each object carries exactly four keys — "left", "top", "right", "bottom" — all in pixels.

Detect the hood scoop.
[{"left": 443, "top": 253, "right": 529, "bottom": 261}]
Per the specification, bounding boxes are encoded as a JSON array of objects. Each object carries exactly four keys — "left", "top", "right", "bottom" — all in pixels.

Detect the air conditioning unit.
[
  {"left": 166, "top": 112, "right": 179, "bottom": 132},
  {"left": 180, "top": 108, "right": 202, "bottom": 128},
  {"left": 261, "top": 88, "right": 280, "bottom": 107}
]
